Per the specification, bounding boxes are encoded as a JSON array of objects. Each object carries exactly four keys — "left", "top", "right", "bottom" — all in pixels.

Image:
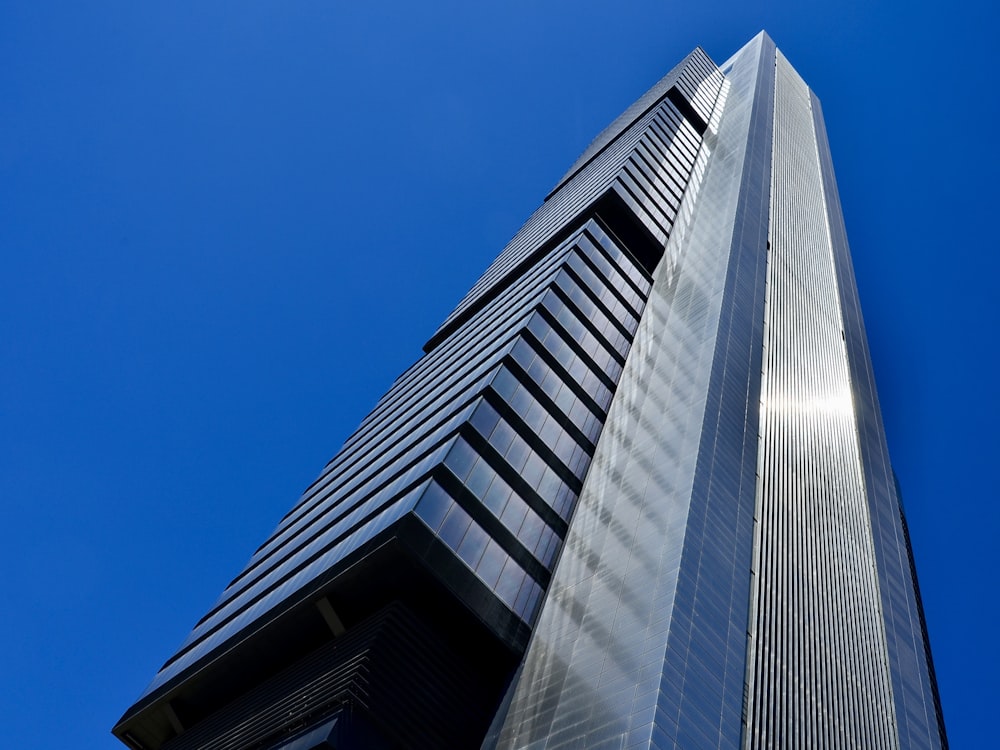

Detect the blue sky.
[{"left": 2, "top": 1, "right": 995, "bottom": 747}]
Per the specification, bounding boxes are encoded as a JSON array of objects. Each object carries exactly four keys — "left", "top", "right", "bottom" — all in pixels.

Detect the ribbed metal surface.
[
  {"left": 162, "top": 604, "right": 489, "bottom": 750},
  {"left": 743, "top": 51, "right": 897, "bottom": 748},
  {"left": 810, "top": 92, "right": 948, "bottom": 749}
]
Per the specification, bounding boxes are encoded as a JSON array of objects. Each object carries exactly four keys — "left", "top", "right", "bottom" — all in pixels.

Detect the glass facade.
[{"left": 114, "top": 33, "right": 946, "bottom": 750}]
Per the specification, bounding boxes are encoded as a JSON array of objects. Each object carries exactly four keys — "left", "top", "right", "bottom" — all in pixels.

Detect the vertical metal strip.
[
  {"left": 745, "top": 51, "right": 899, "bottom": 749},
  {"left": 811, "top": 91, "right": 948, "bottom": 750}
]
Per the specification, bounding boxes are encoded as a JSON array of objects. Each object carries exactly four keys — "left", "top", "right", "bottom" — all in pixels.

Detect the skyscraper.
[{"left": 114, "top": 31, "right": 946, "bottom": 750}]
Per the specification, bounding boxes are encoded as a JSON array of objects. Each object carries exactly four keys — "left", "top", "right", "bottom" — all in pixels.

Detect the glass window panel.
[
  {"left": 489, "top": 420, "right": 517, "bottom": 456},
  {"left": 483, "top": 477, "right": 511, "bottom": 516},
  {"left": 444, "top": 438, "right": 478, "bottom": 482},
  {"left": 521, "top": 580, "right": 543, "bottom": 620},
  {"left": 519, "top": 514, "right": 544, "bottom": 553},
  {"left": 520, "top": 454, "right": 546, "bottom": 488},
  {"left": 513, "top": 575, "right": 539, "bottom": 618},
  {"left": 414, "top": 481, "right": 452, "bottom": 532},
  {"left": 500, "top": 495, "right": 528, "bottom": 533},
  {"left": 471, "top": 401, "right": 500, "bottom": 438},
  {"left": 494, "top": 559, "right": 526, "bottom": 608},
  {"left": 539, "top": 531, "right": 559, "bottom": 567},
  {"left": 504, "top": 434, "right": 530, "bottom": 472},
  {"left": 492, "top": 367, "right": 519, "bottom": 399},
  {"left": 439, "top": 504, "right": 472, "bottom": 549},
  {"left": 457, "top": 522, "right": 489, "bottom": 569},
  {"left": 477, "top": 539, "right": 506, "bottom": 589},
  {"left": 466, "top": 459, "right": 493, "bottom": 499}
]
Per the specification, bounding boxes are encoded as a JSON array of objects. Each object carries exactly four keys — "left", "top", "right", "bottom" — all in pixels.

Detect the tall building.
[{"left": 114, "top": 32, "right": 946, "bottom": 750}]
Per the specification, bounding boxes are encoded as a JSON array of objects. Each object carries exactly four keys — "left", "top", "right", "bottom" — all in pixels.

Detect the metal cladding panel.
[
  {"left": 428, "top": 48, "right": 723, "bottom": 348},
  {"left": 489, "top": 33, "right": 772, "bottom": 750},
  {"left": 744, "top": 51, "right": 897, "bottom": 748},
  {"left": 653, "top": 33, "right": 774, "bottom": 750},
  {"left": 811, "top": 92, "right": 948, "bottom": 749}
]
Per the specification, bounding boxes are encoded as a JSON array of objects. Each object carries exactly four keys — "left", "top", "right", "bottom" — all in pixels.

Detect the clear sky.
[{"left": 2, "top": 1, "right": 995, "bottom": 747}]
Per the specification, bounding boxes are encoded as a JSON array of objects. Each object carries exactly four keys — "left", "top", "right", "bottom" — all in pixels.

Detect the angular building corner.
[{"left": 113, "top": 32, "right": 947, "bottom": 750}]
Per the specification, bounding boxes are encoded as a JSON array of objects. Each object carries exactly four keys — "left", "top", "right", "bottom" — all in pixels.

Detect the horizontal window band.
[
  {"left": 459, "top": 420, "right": 575, "bottom": 532},
  {"left": 432, "top": 465, "right": 551, "bottom": 587},
  {"left": 499, "top": 355, "right": 600, "bottom": 452},
  {"left": 516, "top": 329, "right": 610, "bottom": 420},
  {"left": 534, "top": 303, "right": 620, "bottom": 389},
  {"left": 551, "top": 272, "right": 632, "bottom": 357}
]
